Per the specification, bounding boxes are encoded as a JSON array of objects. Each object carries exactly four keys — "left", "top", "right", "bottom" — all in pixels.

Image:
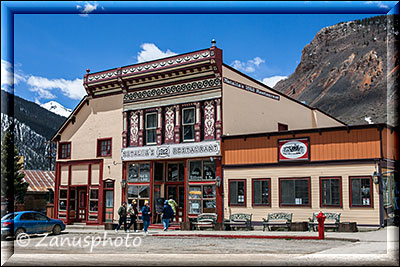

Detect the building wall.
[
  {"left": 57, "top": 94, "right": 124, "bottom": 221},
  {"left": 222, "top": 128, "right": 382, "bottom": 165},
  {"left": 382, "top": 127, "right": 399, "bottom": 161},
  {"left": 223, "top": 163, "right": 380, "bottom": 226},
  {"left": 222, "top": 65, "right": 344, "bottom": 136}
]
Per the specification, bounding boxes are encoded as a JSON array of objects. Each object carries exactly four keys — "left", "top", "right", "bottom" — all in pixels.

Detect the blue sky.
[{"left": 1, "top": 1, "right": 398, "bottom": 110}]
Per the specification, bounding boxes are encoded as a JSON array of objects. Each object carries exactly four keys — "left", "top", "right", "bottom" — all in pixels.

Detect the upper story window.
[
  {"left": 182, "top": 107, "right": 195, "bottom": 142},
  {"left": 97, "top": 138, "right": 112, "bottom": 157},
  {"left": 145, "top": 112, "right": 157, "bottom": 145},
  {"left": 59, "top": 142, "right": 71, "bottom": 159}
]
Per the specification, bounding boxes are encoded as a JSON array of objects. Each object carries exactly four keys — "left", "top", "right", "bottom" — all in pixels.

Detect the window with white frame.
[
  {"left": 145, "top": 112, "right": 157, "bottom": 145},
  {"left": 182, "top": 107, "right": 195, "bottom": 141}
]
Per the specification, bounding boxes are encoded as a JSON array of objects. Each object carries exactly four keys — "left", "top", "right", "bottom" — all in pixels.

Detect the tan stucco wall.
[
  {"left": 222, "top": 66, "right": 344, "bottom": 136},
  {"left": 58, "top": 94, "right": 124, "bottom": 221},
  {"left": 71, "top": 165, "right": 88, "bottom": 185},
  {"left": 223, "top": 163, "right": 380, "bottom": 226}
]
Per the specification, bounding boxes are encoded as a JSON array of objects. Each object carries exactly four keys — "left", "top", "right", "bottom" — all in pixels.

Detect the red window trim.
[
  {"left": 58, "top": 142, "right": 71, "bottom": 159},
  {"left": 319, "top": 176, "right": 342, "bottom": 208},
  {"left": 97, "top": 138, "right": 112, "bottom": 157},
  {"left": 279, "top": 177, "right": 311, "bottom": 207},
  {"left": 349, "top": 176, "right": 374, "bottom": 208},
  {"left": 228, "top": 179, "right": 247, "bottom": 207},
  {"left": 252, "top": 178, "right": 271, "bottom": 207}
]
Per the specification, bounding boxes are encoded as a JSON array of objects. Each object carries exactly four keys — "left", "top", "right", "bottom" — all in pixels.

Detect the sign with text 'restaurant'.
[
  {"left": 278, "top": 138, "right": 309, "bottom": 161},
  {"left": 223, "top": 77, "right": 280, "bottom": 101},
  {"left": 121, "top": 140, "right": 221, "bottom": 161}
]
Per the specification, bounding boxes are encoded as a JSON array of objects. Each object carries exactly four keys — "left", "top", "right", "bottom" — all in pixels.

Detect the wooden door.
[{"left": 77, "top": 189, "right": 86, "bottom": 221}]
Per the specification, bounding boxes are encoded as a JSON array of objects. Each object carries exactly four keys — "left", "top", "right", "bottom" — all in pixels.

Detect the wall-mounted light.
[
  {"left": 215, "top": 176, "right": 221, "bottom": 187},
  {"left": 210, "top": 157, "right": 214, "bottom": 162},
  {"left": 372, "top": 171, "right": 380, "bottom": 184},
  {"left": 113, "top": 161, "right": 123, "bottom": 166},
  {"left": 120, "top": 179, "right": 127, "bottom": 188}
]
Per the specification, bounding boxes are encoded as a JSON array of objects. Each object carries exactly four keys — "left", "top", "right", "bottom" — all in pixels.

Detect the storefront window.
[
  {"left": 189, "top": 200, "right": 201, "bottom": 214},
  {"left": 154, "top": 163, "right": 164, "bottom": 181},
  {"left": 188, "top": 185, "right": 216, "bottom": 214},
  {"left": 128, "top": 163, "right": 150, "bottom": 182},
  {"left": 252, "top": 179, "right": 270, "bottom": 206},
  {"left": 229, "top": 180, "right": 246, "bottom": 206},
  {"left": 350, "top": 176, "right": 372, "bottom": 207},
  {"left": 280, "top": 178, "right": 310, "bottom": 206},
  {"left": 189, "top": 160, "right": 216, "bottom": 181},
  {"left": 128, "top": 185, "right": 150, "bottom": 210},
  {"left": 89, "top": 189, "right": 99, "bottom": 212},
  {"left": 167, "top": 163, "right": 184, "bottom": 181},
  {"left": 59, "top": 189, "right": 68, "bottom": 211},
  {"left": 320, "top": 177, "right": 341, "bottom": 207}
]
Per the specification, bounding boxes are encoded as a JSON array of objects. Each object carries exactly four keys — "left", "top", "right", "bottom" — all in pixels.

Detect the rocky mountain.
[
  {"left": 274, "top": 15, "right": 399, "bottom": 126},
  {"left": 41, "top": 101, "right": 72, "bottom": 118},
  {"left": 1, "top": 90, "right": 67, "bottom": 170}
]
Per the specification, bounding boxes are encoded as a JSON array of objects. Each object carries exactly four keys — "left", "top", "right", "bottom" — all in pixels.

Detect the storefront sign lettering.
[
  {"left": 223, "top": 77, "right": 280, "bottom": 101},
  {"left": 121, "top": 140, "right": 221, "bottom": 161},
  {"left": 278, "top": 138, "right": 309, "bottom": 161}
]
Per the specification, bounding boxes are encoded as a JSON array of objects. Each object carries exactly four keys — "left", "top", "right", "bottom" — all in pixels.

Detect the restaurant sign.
[
  {"left": 121, "top": 140, "right": 221, "bottom": 161},
  {"left": 278, "top": 138, "right": 309, "bottom": 161},
  {"left": 223, "top": 77, "right": 280, "bottom": 101}
]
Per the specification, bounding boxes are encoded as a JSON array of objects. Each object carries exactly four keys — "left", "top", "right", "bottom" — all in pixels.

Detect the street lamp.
[
  {"left": 120, "top": 179, "right": 127, "bottom": 188},
  {"left": 372, "top": 170, "right": 395, "bottom": 184}
]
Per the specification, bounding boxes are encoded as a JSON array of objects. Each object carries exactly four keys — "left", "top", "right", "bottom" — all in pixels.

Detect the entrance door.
[
  {"left": 77, "top": 188, "right": 87, "bottom": 221},
  {"left": 104, "top": 190, "right": 114, "bottom": 222},
  {"left": 166, "top": 185, "right": 184, "bottom": 222}
]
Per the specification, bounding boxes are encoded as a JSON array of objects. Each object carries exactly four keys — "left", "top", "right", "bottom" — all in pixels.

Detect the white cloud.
[
  {"left": 76, "top": 1, "right": 98, "bottom": 16},
  {"left": 26, "top": 76, "right": 86, "bottom": 100},
  {"left": 1, "top": 59, "right": 26, "bottom": 90},
  {"left": 365, "top": 1, "right": 389, "bottom": 9},
  {"left": 136, "top": 43, "right": 177, "bottom": 63},
  {"left": 231, "top": 57, "right": 265, "bottom": 73},
  {"left": 261, "top": 76, "right": 288, "bottom": 88}
]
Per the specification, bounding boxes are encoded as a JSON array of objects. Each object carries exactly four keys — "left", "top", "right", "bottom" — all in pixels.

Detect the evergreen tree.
[{"left": 1, "top": 129, "right": 28, "bottom": 204}]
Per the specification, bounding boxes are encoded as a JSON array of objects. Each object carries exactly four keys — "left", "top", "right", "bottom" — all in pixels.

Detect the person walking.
[
  {"left": 115, "top": 201, "right": 128, "bottom": 233},
  {"left": 141, "top": 200, "right": 151, "bottom": 234},
  {"left": 127, "top": 200, "right": 138, "bottom": 233},
  {"left": 168, "top": 195, "right": 178, "bottom": 222},
  {"left": 161, "top": 200, "right": 174, "bottom": 231}
]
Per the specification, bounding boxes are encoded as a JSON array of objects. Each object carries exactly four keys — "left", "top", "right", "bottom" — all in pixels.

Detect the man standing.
[
  {"left": 161, "top": 200, "right": 174, "bottom": 231},
  {"left": 127, "top": 200, "right": 138, "bottom": 233},
  {"left": 115, "top": 201, "right": 128, "bottom": 233},
  {"left": 168, "top": 195, "right": 178, "bottom": 222},
  {"left": 141, "top": 200, "right": 151, "bottom": 234}
]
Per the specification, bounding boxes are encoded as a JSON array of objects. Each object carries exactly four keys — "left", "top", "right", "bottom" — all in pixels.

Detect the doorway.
[
  {"left": 166, "top": 185, "right": 184, "bottom": 222},
  {"left": 77, "top": 187, "right": 87, "bottom": 222}
]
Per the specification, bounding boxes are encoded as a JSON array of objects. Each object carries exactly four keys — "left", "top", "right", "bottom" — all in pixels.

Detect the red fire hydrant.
[{"left": 316, "top": 212, "right": 326, "bottom": 240}]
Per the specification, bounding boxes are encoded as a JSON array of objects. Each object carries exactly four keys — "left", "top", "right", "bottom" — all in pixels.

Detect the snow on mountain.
[{"left": 40, "top": 101, "right": 72, "bottom": 118}]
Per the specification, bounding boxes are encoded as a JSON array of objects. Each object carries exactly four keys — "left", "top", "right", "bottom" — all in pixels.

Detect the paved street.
[{"left": 1, "top": 226, "right": 398, "bottom": 266}]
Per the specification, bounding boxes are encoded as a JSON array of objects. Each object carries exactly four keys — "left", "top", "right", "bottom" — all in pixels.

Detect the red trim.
[
  {"left": 97, "top": 138, "right": 112, "bottom": 157},
  {"left": 278, "top": 137, "right": 310, "bottom": 162},
  {"left": 215, "top": 159, "right": 223, "bottom": 223},
  {"left": 228, "top": 179, "right": 246, "bottom": 207},
  {"left": 278, "top": 177, "right": 311, "bottom": 207},
  {"left": 319, "top": 176, "right": 342, "bottom": 208},
  {"left": 149, "top": 161, "right": 154, "bottom": 222},
  {"left": 98, "top": 160, "right": 104, "bottom": 223},
  {"left": 184, "top": 159, "right": 188, "bottom": 222},
  {"left": 58, "top": 142, "right": 71, "bottom": 159},
  {"left": 66, "top": 165, "right": 72, "bottom": 224},
  {"left": 251, "top": 178, "right": 271, "bottom": 207},
  {"left": 349, "top": 176, "right": 374, "bottom": 208},
  {"left": 54, "top": 162, "right": 60, "bottom": 218},
  {"left": 122, "top": 162, "right": 127, "bottom": 204},
  {"left": 188, "top": 181, "right": 217, "bottom": 185}
]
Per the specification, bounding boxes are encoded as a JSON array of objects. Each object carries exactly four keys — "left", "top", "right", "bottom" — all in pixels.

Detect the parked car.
[{"left": 1, "top": 211, "right": 66, "bottom": 239}]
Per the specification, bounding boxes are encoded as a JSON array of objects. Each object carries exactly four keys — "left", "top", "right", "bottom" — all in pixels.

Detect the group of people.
[{"left": 115, "top": 195, "right": 178, "bottom": 234}]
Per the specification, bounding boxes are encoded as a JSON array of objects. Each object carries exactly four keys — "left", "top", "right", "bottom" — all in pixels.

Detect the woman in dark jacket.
[
  {"left": 161, "top": 200, "right": 174, "bottom": 231},
  {"left": 127, "top": 200, "right": 138, "bottom": 232},
  {"left": 141, "top": 201, "right": 151, "bottom": 234}
]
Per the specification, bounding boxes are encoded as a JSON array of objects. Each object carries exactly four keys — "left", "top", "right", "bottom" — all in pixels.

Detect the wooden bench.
[
  {"left": 308, "top": 212, "right": 341, "bottom": 232},
  {"left": 191, "top": 213, "right": 218, "bottom": 230},
  {"left": 224, "top": 213, "right": 252, "bottom": 230},
  {"left": 262, "top": 212, "right": 293, "bottom": 231}
]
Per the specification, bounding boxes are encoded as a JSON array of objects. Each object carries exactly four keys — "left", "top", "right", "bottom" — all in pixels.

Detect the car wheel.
[
  {"left": 52, "top": 225, "right": 62, "bottom": 235},
  {"left": 15, "top": 228, "right": 26, "bottom": 239}
]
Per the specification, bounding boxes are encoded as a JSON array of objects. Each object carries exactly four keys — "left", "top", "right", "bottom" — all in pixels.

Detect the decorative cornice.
[
  {"left": 87, "top": 49, "right": 211, "bottom": 84},
  {"left": 123, "top": 77, "right": 221, "bottom": 103}
]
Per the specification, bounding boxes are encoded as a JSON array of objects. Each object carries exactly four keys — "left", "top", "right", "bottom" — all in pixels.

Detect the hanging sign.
[
  {"left": 121, "top": 140, "right": 220, "bottom": 161},
  {"left": 278, "top": 138, "right": 309, "bottom": 161}
]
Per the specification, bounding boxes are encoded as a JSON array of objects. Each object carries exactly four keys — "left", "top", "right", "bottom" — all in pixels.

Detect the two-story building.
[{"left": 51, "top": 42, "right": 352, "bottom": 227}]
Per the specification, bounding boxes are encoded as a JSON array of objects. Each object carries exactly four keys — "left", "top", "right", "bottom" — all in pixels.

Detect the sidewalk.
[{"left": 64, "top": 225, "right": 399, "bottom": 243}]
